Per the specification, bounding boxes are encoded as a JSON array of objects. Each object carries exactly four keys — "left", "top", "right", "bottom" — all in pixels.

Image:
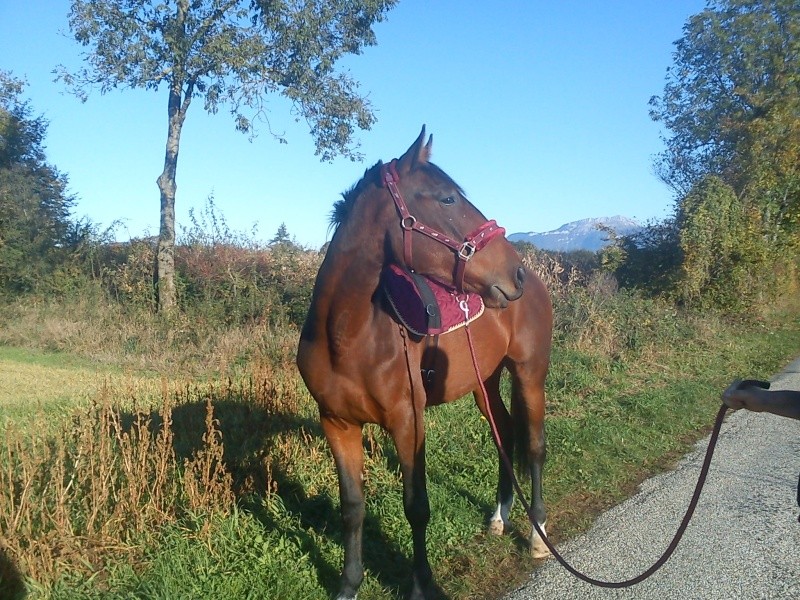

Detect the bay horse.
[{"left": 297, "top": 128, "right": 552, "bottom": 599}]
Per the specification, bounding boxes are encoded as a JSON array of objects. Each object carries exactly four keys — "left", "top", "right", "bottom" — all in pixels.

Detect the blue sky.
[{"left": 1, "top": 1, "right": 705, "bottom": 248}]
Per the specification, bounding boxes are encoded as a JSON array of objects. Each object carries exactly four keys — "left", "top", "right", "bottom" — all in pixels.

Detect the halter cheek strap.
[{"left": 380, "top": 159, "right": 506, "bottom": 291}]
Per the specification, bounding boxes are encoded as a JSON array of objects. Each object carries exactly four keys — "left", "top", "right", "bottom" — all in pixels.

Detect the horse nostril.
[{"left": 516, "top": 266, "right": 525, "bottom": 288}]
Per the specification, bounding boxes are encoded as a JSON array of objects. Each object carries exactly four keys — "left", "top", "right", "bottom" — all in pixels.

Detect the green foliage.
[
  {"left": 615, "top": 175, "right": 778, "bottom": 312},
  {"left": 92, "top": 237, "right": 150, "bottom": 306},
  {"left": 627, "top": 0, "right": 800, "bottom": 307},
  {"left": 675, "top": 175, "right": 770, "bottom": 310},
  {"left": 81, "top": 204, "right": 320, "bottom": 328},
  {"left": 59, "top": 0, "right": 398, "bottom": 161},
  {"left": 650, "top": 0, "right": 800, "bottom": 255},
  {"left": 180, "top": 194, "right": 260, "bottom": 249},
  {"left": 0, "top": 73, "right": 44, "bottom": 167},
  {"left": 546, "top": 248, "right": 601, "bottom": 280},
  {"left": 58, "top": 0, "right": 397, "bottom": 311},
  {"left": 613, "top": 220, "right": 683, "bottom": 296},
  {"left": 513, "top": 242, "right": 601, "bottom": 285},
  {"left": 650, "top": 0, "right": 800, "bottom": 196},
  {"left": 269, "top": 222, "right": 292, "bottom": 248},
  {"left": 0, "top": 72, "right": 88, "bottom": 296},
  {"left": 174, "top": 198, "right": 318, "bottom": 327},
  {"left": 596, "top": 225, "right": 627, "bottom": 273}
]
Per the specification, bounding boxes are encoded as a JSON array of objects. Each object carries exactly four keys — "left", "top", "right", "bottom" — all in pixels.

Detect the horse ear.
[
  {"left": 424, "top": 133, "right": 433, "bottom": 160},
  {"left": 397, "top": 126, "right": 431, "bottom": 173}
]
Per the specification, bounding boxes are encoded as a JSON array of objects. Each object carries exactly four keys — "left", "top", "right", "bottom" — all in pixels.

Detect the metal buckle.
[
  {"left": 401, "top": 215, "right": 417, "bottom": 231},
  {"left": 458, "top": 241, "right": 476, "bottom": 260}
]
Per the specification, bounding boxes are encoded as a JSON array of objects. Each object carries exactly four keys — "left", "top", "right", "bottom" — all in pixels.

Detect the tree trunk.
[{"left": 155, "top": 83, "right": 188, "bottom": 312}]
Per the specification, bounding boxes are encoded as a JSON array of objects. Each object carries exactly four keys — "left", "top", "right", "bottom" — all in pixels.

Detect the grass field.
[{"left": 1, "top": 296, "right": 798, "bottom": 599}]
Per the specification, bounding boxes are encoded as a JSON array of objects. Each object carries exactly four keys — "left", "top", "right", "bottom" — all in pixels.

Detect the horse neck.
[{"left": 310, "top": 216, "right": 388, "bottom": 319}]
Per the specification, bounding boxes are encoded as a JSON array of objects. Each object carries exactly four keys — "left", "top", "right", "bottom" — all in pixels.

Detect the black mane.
[{"left": 330, "top": 161, "right": 383, "bottom": 228}]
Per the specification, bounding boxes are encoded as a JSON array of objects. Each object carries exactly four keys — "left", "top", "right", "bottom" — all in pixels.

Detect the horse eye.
[{"left": 440, "top": 196, "right": 456, "bottom": 206}]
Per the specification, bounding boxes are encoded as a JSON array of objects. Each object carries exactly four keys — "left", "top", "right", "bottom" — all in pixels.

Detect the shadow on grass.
[
  {"left": 118, "top": 390, "right": 444, "bottom": 598},
  {"left": 247, "top": 471, "right": 441, "bottom": 599},
  {"left": 0, "top": 545, "right": 26, "bottom": 600}
]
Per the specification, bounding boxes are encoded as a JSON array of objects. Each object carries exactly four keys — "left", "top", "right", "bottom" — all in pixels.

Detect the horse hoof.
[
  {"left": 530, "top": 522, "right": 551, "bottom": 559},
  {"left": 531, "top": 542, "right": 551, "bottom": 559},
  {"left": 488, "top": 518, "right": 504, "bottom": 536}
]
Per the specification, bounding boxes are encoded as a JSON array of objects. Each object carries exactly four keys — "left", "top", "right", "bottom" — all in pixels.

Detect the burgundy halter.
[{"left": 380, "top": 159, "right": 506, "bottom": 292}]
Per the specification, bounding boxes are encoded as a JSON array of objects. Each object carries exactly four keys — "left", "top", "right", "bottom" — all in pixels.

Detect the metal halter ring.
[{"left": 401, "top": 215, "right": 417, "bottom": 231}]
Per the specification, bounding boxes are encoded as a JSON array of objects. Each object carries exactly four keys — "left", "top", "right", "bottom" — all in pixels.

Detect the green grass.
[
  {"left": 0, "top": 346, "right": 98, "bottom": 368},
  {"left": 1, "top": 300, "right": 798, "bottom": 600},
  {"left": 0, "top": 345, "right": 166, "bottom": 433},
  {"left": 0, "top": 346, "right": 107, "bottom": 428}
]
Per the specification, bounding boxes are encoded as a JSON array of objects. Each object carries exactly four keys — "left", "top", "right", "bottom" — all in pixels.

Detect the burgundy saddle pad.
[{"left": 382, "top": 264, "right": 484, "bottom": 336}]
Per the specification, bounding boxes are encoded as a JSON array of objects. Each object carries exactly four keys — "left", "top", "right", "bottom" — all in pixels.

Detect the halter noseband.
[{"left": 380, "top": 159, "right": 506, "bottom": 292}]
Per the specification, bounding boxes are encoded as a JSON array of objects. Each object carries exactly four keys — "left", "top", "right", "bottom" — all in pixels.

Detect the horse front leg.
[
  {"left": 391, "top": 412, "right": 437, "bottom": 600},
  {"left": 321, "top": 416, "right": 366, "bottom": 600},
  {"left": 528, "top": 423, "right": 549, "bottom": 559},
  {"left": 510, "top": 365, "right": 549, "bottom": 558}
]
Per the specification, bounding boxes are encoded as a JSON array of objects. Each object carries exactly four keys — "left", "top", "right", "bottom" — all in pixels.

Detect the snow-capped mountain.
[{"left": 508, "top": 216, "right": 642, "bottom": 252}]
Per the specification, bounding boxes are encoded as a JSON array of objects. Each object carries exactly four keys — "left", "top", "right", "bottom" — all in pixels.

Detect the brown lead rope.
[{"left": 461, "top": 309, "right": 729, "bottom": 588}]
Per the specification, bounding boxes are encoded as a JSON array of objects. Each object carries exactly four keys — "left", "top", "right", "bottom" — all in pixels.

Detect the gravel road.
[{"left": 505, "top": 357, "right": 800, "bottom": 600}]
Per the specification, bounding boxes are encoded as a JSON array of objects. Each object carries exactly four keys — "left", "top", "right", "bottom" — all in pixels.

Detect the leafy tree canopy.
[
  {"left": 629, "top": 0, "right": 800, "bottom": 309},
  {"left": 58, "top": 0, "right": 397, "bottom": 161},
  {"left": 1, "top": 74, "right": 46, "bottom": 169},
  {"left": 58, "top": 0, "right": 397, "bottom": 311},
  {"left": 650, "top": 0, "right": 800, "bottom": 194}
]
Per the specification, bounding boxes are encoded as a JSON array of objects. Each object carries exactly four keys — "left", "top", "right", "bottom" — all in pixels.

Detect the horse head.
[{"left": 383, "top": 127, "right": 525, "bottom": 307}]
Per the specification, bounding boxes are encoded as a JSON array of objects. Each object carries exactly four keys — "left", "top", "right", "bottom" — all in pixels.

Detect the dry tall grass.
[
  {"left": 2, "top": 387, "right": 223, "bottom": 585},
  {"left": 0, "top": 347, "right": 314, "bottom": 592}
]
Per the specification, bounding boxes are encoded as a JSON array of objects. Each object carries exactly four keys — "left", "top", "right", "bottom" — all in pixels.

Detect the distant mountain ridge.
[{"left": 508, "top": 216, "right": 642, "bottom": 252}]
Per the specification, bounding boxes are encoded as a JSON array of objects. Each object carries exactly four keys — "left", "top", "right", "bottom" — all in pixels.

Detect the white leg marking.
[{"left": 488, "top": 503, "right": 505, "bottom": 535}]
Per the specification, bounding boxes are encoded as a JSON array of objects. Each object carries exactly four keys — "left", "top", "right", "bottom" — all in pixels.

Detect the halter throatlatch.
[{"left": 380, "top": 159, "right": 506, "bottom": 291}]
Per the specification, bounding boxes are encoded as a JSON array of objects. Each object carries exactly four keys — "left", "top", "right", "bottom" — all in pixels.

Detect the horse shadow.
[
  {"left": 117, "top": 382, "right": 441, "bottom": 598},
  {"left": 0, "top": 545, "right": 25, "bottom": 599}
]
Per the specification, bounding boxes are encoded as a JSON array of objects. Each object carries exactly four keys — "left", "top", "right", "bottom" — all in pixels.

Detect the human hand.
[{"left": 722, "top": 379, "right": 771, "bottom": 411}]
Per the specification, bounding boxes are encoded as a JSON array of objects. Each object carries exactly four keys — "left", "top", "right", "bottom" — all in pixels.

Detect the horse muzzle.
[{"left": 486, "top": 266, "right": 525, "bottom": 307}]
